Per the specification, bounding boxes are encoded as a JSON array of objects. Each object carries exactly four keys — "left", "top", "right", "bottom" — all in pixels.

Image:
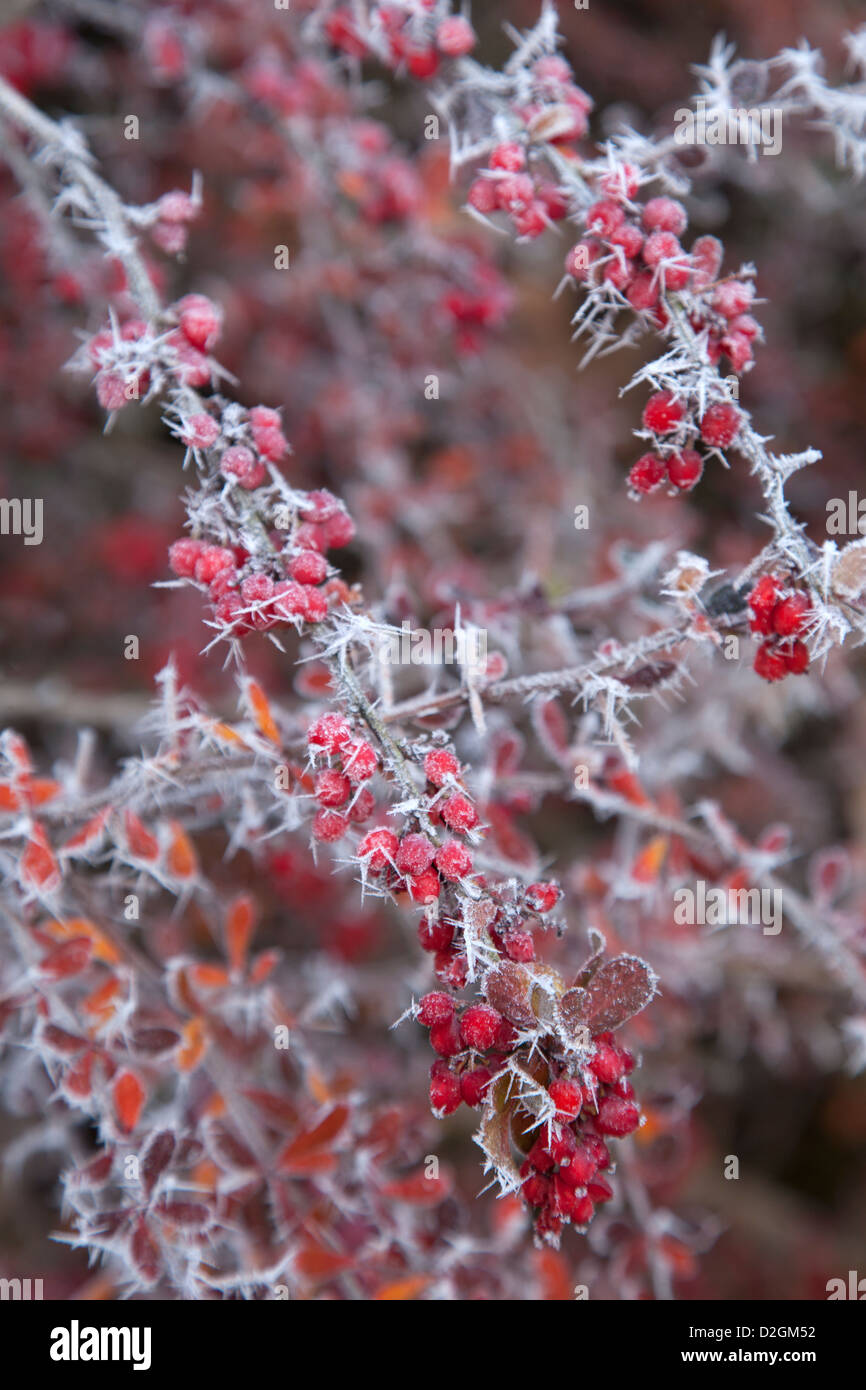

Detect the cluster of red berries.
[
  {"left": 467, "top": 139, "right": 570, "bottom": 241},
  {"left": 748, "top": 575, "right": 812, "bottom": 681},
  {"left": 519, "top": 1034, "right": 639, "bottom": 1239},
  {"left": 355, "top": 749, "right": 479, "bottom": 912},
  {"left": 168, "top": 486, "right": 352, "bottom": 633},
  {"left": 151, "top": 189, "right": 199, "bottom": 256},
  {"left": 325, "top": 6, "right": 476, "bottom": 78},
  {"left": 628, "top": 390, "right": 743, "bottom": 495},
  {"left": 306, "top": 713, "right": 379, "bottom": 842}
]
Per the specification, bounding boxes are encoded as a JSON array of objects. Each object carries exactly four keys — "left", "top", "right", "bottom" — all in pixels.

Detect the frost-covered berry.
[
  {"left": 395, "top": 833, "right": 436, "bottom": 877},
  {"left": 460, "top": 1004, "right": 503, "bottom": 1052},
  {"left": 320, "top": 510, "right": 355, "bottom": 549},
  {"left": 460, "top": 1066, "right": 493, "bottom": 1107},
  {"left": 436, "top": 16, "right": 476, "bottom": 56},
  {"left": 525, "top": 881, "right": 560, "bottom": 913},
  {"left": 435, "top": 840, "right": 473, "bottom": 881},
  {"left": 346, "top": 786, "right": 375, "bottom": 824},
  {"left": 595, "top": 1095, "right": 641, "bottom": 1136},
  {"left": 300, "top": 585, "right": 328, "bottom": 623},
  {"left": 194, "top": 545, "right": 235, "bottom": 584},
  {"left": 667, "top": 448, "right": 704, "bottom": 491},
  {"left": 489, "top": 142, "right": 526, "bottom": 172},
  {"left": 549, "top": 1078, "right": 583, "bottom": 1120},
  {"left": 311, "top": 809, "right": 347, "bottom": 843},
  {"left": 315, "top": 769, "right": 351, "bottom": 808},
  {"left": 288, "top": 550, "right": 328, "bottom": 585},
  {"left": 599, "top": 163, "right": 640, "bottom": 200},
  {"left": 642, "top": 389, "right": 685, "bottom": 435},
  {"left": 610, "top": 221, "right": 644, "bottom": 258},
  {"left": 220, "top": 446, "right": 267, "bottom": 490},
  {"left": 424, "top": 748, "right": 460, "bottom": 787},
  {"left": 417, "top": 992, "right": 454, "bottom": 1027},
  {"left": 240, "top": 574, "right": 274, "bottom": 605},
  {"left": 168, "top": 538, "right": 203, "bottom": 578},
  {"left": 429, "top": 1015, "right": 461, "bottom": 1057},
  {"left": 418, "top": 916, "right": 454, "bottom": 953},
  {"left": 440, "top": 794, "right": 478, "bottom": 833},
  {"left": 357, "top": 826, "right": 398, "bottom": 871},
  {"left": 641, "top": 197, "right": 687, "bottom": 236},
  {"left": 176, "top": 294, "right": 222, "bottom": 351},
  {"left": 429, "top": 1063, "right": 462, "bottom": 1116},
  {"left": 626, "top": 271, "right": 659, "bottom": 311},
  {"left": 467, "top": 178, "right": 498, "bottom": 214},
  {"left": 590, "top": 1040, "right": 627, "bottom": 1084},
  {"left": 628, "top": 454, "right": 666, "bottom": 494},
  {"left": 504, "top": 929, "right": 535, "bottom": 962},
  {"left": 307, "top": 712, "right": 352, "bottom": 754},
  {"left": 642, "top": 230, "right": 682, "bottom": 267},
  {"left": 408, "top": 867, "right": 441, "bottom": 904},
  {"left": 272, "top": 581, "right": 309, "bottom": 621},
  {"left": 700, "top": 402, "right": 741, "bottom": 448},
  {"left": 754, "top": 642, "right": 788, "bottom": 681},
  {"left": 773, "top": 592, "right": 811, "bottom": 637},
  {"left": 585, "top": 200, "right": 623, "bottom": 238},
  {"left": 182, "top": 413, "right": 220, "bottom": 450},
  {"left": 711, "top": 280, "right": 754, "bottom": 318},
  {"left": 783, "top": 639, "right": 810, "bottom": 675},
  {"left": 748, "top": 575, "right": 782, "bottom": 634},
  {"left": 96, "top": 372, "right": 129, "bottom": 411},
  {"left": 494, "top": 173, "right": 535, "bottom": 214},
  {"left": 342, "top": 739, "right": 378, "bottom": 783},
  {"left": 691, "top": 234, "right": 723, "bottom": 287}
]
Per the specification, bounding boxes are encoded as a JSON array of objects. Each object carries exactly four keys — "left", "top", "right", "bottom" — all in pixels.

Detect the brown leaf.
[
  {"left": 579, "top": 955, "right": 658, "bottom": 1033},
  {"left": 484, "top": 961, "right": 536, "bottom": 1028}
]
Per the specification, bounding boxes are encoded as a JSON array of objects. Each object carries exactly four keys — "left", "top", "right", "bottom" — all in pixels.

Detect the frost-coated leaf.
[
  {"left": 476, "top": 1103, "right": 521, "bottom": 1195},
  {"left": 578, "top": 955, "right": 659, "bottom": 1033},
  {"left": 484, "top": 961, "right": 536, "bottom": 1028},
  {"left": 142, "top": 1130, "right": 176, "bottom": 1196}
]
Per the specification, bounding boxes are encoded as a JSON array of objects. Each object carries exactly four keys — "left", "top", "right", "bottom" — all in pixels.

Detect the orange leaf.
[
  {"left": 533, "top": 1249, "right": 573, "bottom": 1301},
  {"left": 247, "top": 680, "right": 280, "bottom": 745},
  {"left": 375, "top": 1275, "right": 431, "bottom": 1301},
  {"left": 191, "top": 963, "right": 229, "bottom": 989},
  {"left": 83, "top": 976, "right": 123, "bottom": 1016},
  {"left": 249, "top": 948, "right": 279, "bottom": 983},
  {"left": 380, "top": 1170, "right": 452, "bottom": 1205},
  {"left": 29, "top": 778, "right": 61, "bottom": 806},
  {"left": 209, "top": 720, "right": 248, "bottom": 748},
  {"left": 226, "top": 894, "right": 256, "bottom": 973},
  {"left": 166, "top": 822, "right": 197, "bottom": 878},
  {"left": 114, "top": 1071, "right": 145, "bottom": 1132},
  {"left": 294, "top": 1243, "right": 354, "bottom": 1280},
  {"left": 278, "top": 1104, "right": 349, "bottom": 1170},
  {"left": 62, "top": 810, "right": 109, "bottom": 855},
  {"left": 176, "top": 1016, "right": 207, "bottom": 1072},
  {"left": 46, "top": 917, "right": 121, "bottom": 965},
  {"left": 631, "top": 835, "right": 668, "bottom": 884},
  {"left": 21, "top": 823, "right": 60, "bottom": 890},
  {"left": 123, "top": 810, "right": 159, "bottom": 860}
]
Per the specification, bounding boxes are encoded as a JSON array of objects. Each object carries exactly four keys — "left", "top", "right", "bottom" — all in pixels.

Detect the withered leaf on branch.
[
  {"left": 559, "top": 955, "right": 658, "bottom": 1038},
  {"left": 484, "top": 961, "right": 536, "bottom": 1029}
]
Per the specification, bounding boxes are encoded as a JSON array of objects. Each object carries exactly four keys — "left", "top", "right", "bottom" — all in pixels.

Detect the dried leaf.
[
  {"left": 576, "top": 955, "right": 659, "bottom": 1034},
  {"left": 21, "top": 824, "right": 60, "bottom": 891},
  {"left": 484, "top": 961, "right": 536, "bottom": 1028},
  {"left": 114, "top": 1071, "right": 145, "bottom": 1132},
  {"left": 142, "top": 1131, "right": 176, "bottom": 1196}
]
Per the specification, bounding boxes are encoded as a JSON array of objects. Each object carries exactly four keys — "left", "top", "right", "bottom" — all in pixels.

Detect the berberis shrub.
[{"left": 1, "top": 0, "right": 865, "bottom": 1302}]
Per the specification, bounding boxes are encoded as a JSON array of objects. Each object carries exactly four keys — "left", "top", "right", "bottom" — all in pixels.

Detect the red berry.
[
  {"left": 494, "top": 173, "right": 535, "bottom": 214},
  {"left": 691, "top": 234, "right": 723, "bottom": 287},
  {"left": 440, "top": 793, "right": 478, "bottom": 833},
  {"left": 565, "top": 241, "right": 598, "bottom": 281},
  {"left": 782, "top": 639, "right": 809, "bottom": 675},
  {"left": 417, "top": 992, "right": 454, "bottom": 1027},
  {"left": 467, "top": 178, "right": 498, "bottom": 214},
  {"left": 357, "top": 826, "right": 398, "bottom": 872},
  {"left": 711, "top": 280, "right": 754, "bottom": 318},
  {"left": 346, "top": 786, "right": 375, "bottom": 824},
  {"left": 599, "top": 163, "right": 640, "bottom": 200},
  {"left": 626, "top": 272, "right": 659, "bottom": 311},
  {"left": 342, "top": 739, "right": 378, "bottom": 783},
  {"left": 194, "top": 545, "right": 235, "bottom": 584},
  {"left": 595, "top": 1095, "right": 641, "bottom": 1136},
  {"left": 408, "top": 868, "right": 441, "bottom": 904},
  {"left": 221, "top": 445, "right": 267, "bottom": 489},
  {"left": 272, "top": 581, "right": 309, "bottom": 621},
  {"left": 307, "top": 712, "right": 353, "bottom": 754},
  {"left": 320, "top": 510, "right": 355, "bottom": 549},
  {"left": 460, "top": 1066, "right": 493, "bottom": 1107},
  {"left": 549, "top": 1078, "right": 583, "bottom": 1120},
  {"left": 252, "top": 426, "right": 288, "bottom": 462},
  {"left": 513, "top": 202, "right": 547, "bottom": 239},
  {"left": 436, "top": 16, "right": 476, "bottom": 57},
  {"left": 629, "top": 453, "right": 666, "bottom": 496},
  {"left": 522, "top": 1173, "right": 551, "bottom": 1208},
  {"left": 418, "top": 917, "right": 454, "bottom": 952},
  {"left": 429, "top": 1066, "right": 462, "bottom": 1116},
  {"left": 642, "top": 196, "right": 687, "bottom": 236},
  {"left": 168, "top": 538, "right": 203, "bottom": 578},
  {"left": 643, "top": 230, "right": 682, "bottom": 267},
  {"left": 177, "top": 293, "right": 222, "bottom": 351},
  {"left": 585, "top": 200, "right": 624, "bottom": 238},
  {"left": 429, "top": 1015, "right": 462, "bottom": 1057},
  {"left": 700, "top": 402, "right": 741, "bottom": 449},
  {"left": 558, "top": 1143, "right": 597, "bottom": 1188},
  {"left": 489, "top": 142, "right": 525, "bottom": 172},
  {"left": 434, "top": 948, "right": 468, "bottom": 989},
  {"left": 96, "top": 372, "right": 128, "bottom": 411},
  {"left": 395, "top": 833, "right": 436, "bottom": 877},
  {"left": 504, "top": 929, "right": 535, "bottom": 962},
  {"left": 610, "top": 221, "right": 644, "bottom": 258},
  {"left": 311, "top": 809, "right": 347, "bottom": 843},
  {"left": 748, "top": 575, "right": 782, "bottom": 635},
  {"left": 587, "top": 1173, "right": 614, "bottom": 1203},
  {"left": 435, "top": 840, "right": 473, "bottom": 881},
  {"left": 240, "top": 573, "right": 274, "bottom": 605},
  {"left": 590, "top": 1040, "right": 627, "bottom": 1085},
  {"left": 406, "top": 48, "right": 439, "bottom": 81},
  {"left": 183, "top": 413, "right": 220, "bottom": 450},
  {"left": 315, "top": 769, "right": 351, "bottom": 808},
  {"left": 667, "top": 448, "right": 703, "bottom": 491},
  {"left": 460, "top": 1004, "right": 503, "bottom": 1052},
  {"left": 424, "top": 749, "right": 460, "bottom": 787},
  {"left": 773, "top": 592, "right": 811, "bottom": 637},
  {"left": 642, "top": 389, "right": 685, "bottom": 435},
  {"left": 525, "top": 881, "right": 560, "bottom": 914}
]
